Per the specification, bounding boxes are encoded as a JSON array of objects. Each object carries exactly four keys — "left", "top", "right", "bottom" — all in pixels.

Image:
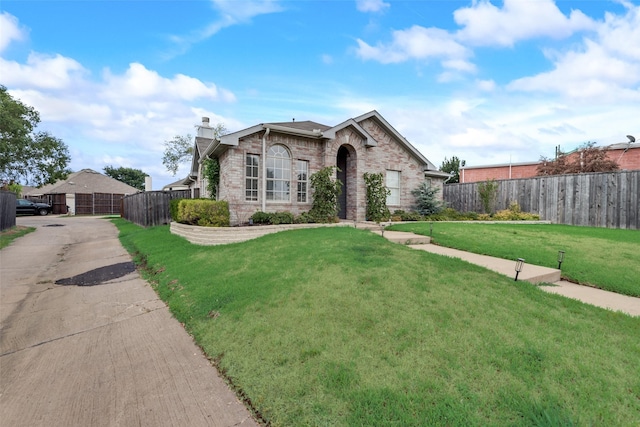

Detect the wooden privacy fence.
[
  {"left": 122, "top": 190, "right": 192, "bottom": 227},
  {"left": 443, "top": 170, "right": 639, "bottom": 229},
  {"left": 1, "top": 191, "right": 17, "bottom": 231}
]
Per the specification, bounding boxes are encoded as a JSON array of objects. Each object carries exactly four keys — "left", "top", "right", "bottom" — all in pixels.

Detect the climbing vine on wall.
[
  {"left": 363, "top": 172, "right": 390, "bottom": 222},
  {"left": 203, "top": 157, "right": 220, "bottom": 199},
  {"left": 309, "top": 166, "right": 342, "bottom": 223}
]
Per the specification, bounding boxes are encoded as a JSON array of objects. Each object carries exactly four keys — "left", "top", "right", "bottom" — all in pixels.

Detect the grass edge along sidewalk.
[
  {"left": 114, "top": 219, "right": 640, "bottom": 427},
  {"left": 388, "top": 222, "right": 640, "bottom": 298}
]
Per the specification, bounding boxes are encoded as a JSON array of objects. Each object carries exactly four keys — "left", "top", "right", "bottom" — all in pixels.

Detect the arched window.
[{"left": 266, "top": 145, "right": 291, "bottom": 201}]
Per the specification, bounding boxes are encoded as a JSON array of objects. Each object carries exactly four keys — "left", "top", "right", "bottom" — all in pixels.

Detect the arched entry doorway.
[{"left": 336, "top": 146, "right": 349, "bottom": 219}]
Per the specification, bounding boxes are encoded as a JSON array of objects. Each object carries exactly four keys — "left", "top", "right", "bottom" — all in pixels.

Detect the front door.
[{"left": 337, "top": 146, "right": 348, "bottom": 219}]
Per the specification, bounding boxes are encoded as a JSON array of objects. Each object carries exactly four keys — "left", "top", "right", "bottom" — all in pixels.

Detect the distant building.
[
  {"left": 24, "top": 168, "right": 139, "bottom": 214},
  {"left": 461, "top": 142, "right": 640, "bottom": 183}
]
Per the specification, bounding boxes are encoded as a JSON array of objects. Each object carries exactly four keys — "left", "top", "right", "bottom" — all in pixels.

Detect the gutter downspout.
[{"left": 262, "top": 127, "right": 270, "bottom": 212}]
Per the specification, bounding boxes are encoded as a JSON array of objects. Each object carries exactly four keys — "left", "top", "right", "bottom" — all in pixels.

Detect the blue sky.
[{"left": 1, "top": 0, "right": 639, "bottom": 189}]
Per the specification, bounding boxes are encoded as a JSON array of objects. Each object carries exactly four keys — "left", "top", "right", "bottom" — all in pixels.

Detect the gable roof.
[
  {"left": 196, "top": 110, "right": 443, "bottom": 174},
  {"left": 353, "top": 110, "right": 438, "bottom": 170},
  {"left": 25, "top": 169, "right": 140, "bottom": 196},
  {"left": 267, "top": 120, "right": 331, "bottom": 133}
]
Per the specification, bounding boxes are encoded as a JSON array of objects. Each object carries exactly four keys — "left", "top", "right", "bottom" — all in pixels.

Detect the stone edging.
[
  {"left": 170, "top": 221, "right": 353, "bottom": 246},
  {"left": 170, "top": 220, "right": 552, "bottom": 246}
]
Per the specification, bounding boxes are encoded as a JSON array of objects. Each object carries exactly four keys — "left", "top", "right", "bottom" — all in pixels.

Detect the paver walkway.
[{"left": 370, "top": 227, "right": 640, "bottom": 317}]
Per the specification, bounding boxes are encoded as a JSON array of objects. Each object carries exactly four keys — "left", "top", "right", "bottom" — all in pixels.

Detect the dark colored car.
[{"left": 16, "top": 198, "right": 53, "bottom": 216}]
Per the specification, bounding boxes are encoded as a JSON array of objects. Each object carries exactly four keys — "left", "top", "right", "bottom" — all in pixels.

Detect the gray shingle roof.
[
  {"left": 24, "top": 169, "right": 140, "bottom": 196},
  {"left": 266, "top": 120, "right": 331, "bottom": 132}
]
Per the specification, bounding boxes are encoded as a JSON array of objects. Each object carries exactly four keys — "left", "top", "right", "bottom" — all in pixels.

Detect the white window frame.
[
  {"left": 245, "top": 154, "right": 259, "bottom": 201},
  {"left": 296, "top": 160, "right": 309, "bottom": 203},
  {"left": 266, "top": 145, "right": 291, "bottom": 202},
  {"left": 386, "top": 170, "right": 401, "bottom": 206}
]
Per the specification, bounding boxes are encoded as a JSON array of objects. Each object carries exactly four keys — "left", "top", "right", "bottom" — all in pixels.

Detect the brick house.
[
  {"left": 461, "top": 140, "right": 640, "bottom": 183},
  {"left": 188, "top": 110, "right": 449, "bottom": 224}
]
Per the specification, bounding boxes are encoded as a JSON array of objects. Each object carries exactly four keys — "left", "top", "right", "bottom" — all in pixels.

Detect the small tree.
[
  {"left": 363, "top": 172, "right": 390, "bottom": 222},
  {"left": 308, "top": 167, "right": 342, "bottom": 223},
  {"left": 162, "top": 134, "right": 193, "bottom": 176},
  {"left": 439, "top": 156, "right": 466, "bottom": 184},
  {"left": 103, "top": 166, "right": 148, "bottom": 191},
  {"left": 162, "top": 123, "right": 227, "bottom": 176},
  {"left": 411, "top": 181, "right": 443, "bottom": 215},
  {"left": 477, "top": 179, "right": 498, "bottom": 214},
  {"left": 537, "top": 141, "right": 619, "bottom": 176}
]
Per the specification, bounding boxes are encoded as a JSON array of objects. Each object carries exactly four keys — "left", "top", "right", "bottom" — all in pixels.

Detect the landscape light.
[
  {"left": 514, "top": 258, "right": 525, "bottom": 281},
  {"left": 557, "top": 250, "right": 565, "bottom": 269},
  {"left": 430, "top": 222, "right": 433, "bottom": 237}
]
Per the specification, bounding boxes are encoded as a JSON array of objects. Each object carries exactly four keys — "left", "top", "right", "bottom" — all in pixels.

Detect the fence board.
[
  {"left": 121, "top": 190, "right": 192, "bottom": 227},
  {"left": 1, "top": 191, "right": 16, "bottom": 230},
  {"left": 443, "top": 171, "right": 639, "bottom": 230}
]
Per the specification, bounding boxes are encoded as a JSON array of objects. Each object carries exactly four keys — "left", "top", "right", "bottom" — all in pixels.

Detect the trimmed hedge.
[
  {"left": 177, "top": 199, "right": 230, "bottom": 227},
  {"left": 250, "top": 211, "right": 295, "bottom": 225}
]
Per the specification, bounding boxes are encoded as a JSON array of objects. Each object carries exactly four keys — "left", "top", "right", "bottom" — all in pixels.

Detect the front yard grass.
[
  {"left": 114, "top": 219, "right": 640, "bottom": 426},
  {"left": 388, "top": 222, "right": 640, "bottom": 297}
]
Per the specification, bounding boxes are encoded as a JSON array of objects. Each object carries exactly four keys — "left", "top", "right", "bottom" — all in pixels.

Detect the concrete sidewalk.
[
  {"left": 372, "top": 227, "right": 640, "bottom": 317},
  {"left": 1, "top": 216, "right": 258, "bottom": 427}
]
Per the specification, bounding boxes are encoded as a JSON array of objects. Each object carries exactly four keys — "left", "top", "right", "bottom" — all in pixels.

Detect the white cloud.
[
  {"left": 476, "top": 79, "right": 497, "bottom": 92},
  {"left": 167, "top": 0, "right": 283, "bottom": 56},
  {"left": 356, "top": 25, "right": 472, "bottom": 71},
  {"left": 0, "top": 53, "right": 87, "bottom": 90},
  {"left": 0, "top": 13, "right": 239, "bottom": 186},
  {"left": 356, "top": 0, "right": 390, "bottom": 13},
  {"left": 454, "top": 0, "right": 596, "bottom": 47},
  {"left": 101, "top": 63, "right": 235, "bottom": 104},
  {"left": 0, "top": 12, "right": 25, "bottom": 53},
  {"left": 507, "top": 4, "right": 640, "bottom": 101},
  {"left": 321, "top": 54, "right": 334, "bottom": 64}
]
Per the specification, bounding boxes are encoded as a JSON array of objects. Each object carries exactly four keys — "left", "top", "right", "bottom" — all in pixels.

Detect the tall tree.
[
  {"left": 162, "top": 123, "right": 228, "bottom": 176},
  {"left": 103, "top": 165, "right": 148, "bottom": 191},
  {"left": 0, "top": 86, "right": 71, "bottom": 186},
  {"left": 537, "top": 142, "right": 619, "bottom": 176},
  {"left": 162, "top": 134, "right": 193, "bottom": 176},
  {"left": 439, "top": 156, "right": 466, "bottom": 184}
]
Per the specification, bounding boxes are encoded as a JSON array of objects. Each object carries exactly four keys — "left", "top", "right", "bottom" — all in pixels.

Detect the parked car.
[{"left": 16, "top": 199, "right": 53, "bottom": 216}]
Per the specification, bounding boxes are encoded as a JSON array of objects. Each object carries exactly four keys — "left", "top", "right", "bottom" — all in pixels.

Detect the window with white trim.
[
  {"left": 386, "top": 170, "right": 400, "bottom": 205},
  {"left": 245, "top": 154, "right": 259, "bottom": 201},
  {"left": 266, "top": 145, "right": 291, "bottom": 201},
  {"left": 297, "top": 160, "right": 309, "bottom": 203}
]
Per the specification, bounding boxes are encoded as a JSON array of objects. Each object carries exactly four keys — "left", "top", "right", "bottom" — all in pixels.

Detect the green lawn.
[
  {"left": 115, "top": 219, "right": 640, "bottom": 426},
  {"left": 0, "top": 225, "right": 35, "bottom": 249},
  {"left": 387, "top": 222, "right": 640, "bottom": 297}
]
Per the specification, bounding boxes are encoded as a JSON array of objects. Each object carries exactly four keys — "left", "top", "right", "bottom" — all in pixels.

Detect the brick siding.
[{"left": 215, "top": 122, "right": 438, "bottom": 224}]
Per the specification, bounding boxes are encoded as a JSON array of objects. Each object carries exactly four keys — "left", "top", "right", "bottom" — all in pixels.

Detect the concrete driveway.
[{"left": 0, "top": 216, "right": 257, "bottom": 427}]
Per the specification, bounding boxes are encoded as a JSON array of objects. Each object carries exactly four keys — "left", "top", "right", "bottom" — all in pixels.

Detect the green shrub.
[
  {"left": 411, "top": 181, "right": 443, "bottom": 216},
  {"left": 177, "top": 199, "right": 230, "bottom": 227},
  {"left": 295, "top": 212, "right": 314, "bottom": 224},
  {"left": 478, "top": 179, "right": 498, "bottom": 214},
  {"left": 392, "top": 210, "right": 423, "bottom": 221},
  {"left": 250, "top": 211, "right": 296, "bottom": 225},
  {"left": 270, "top": 211, "right": 295, "bottom": 225},
  {"left": 250, "top": 211, "right": 272, "bottom": 224},
  {"left": 169, "top": 198, "right": 181, "bottom": 222}
]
